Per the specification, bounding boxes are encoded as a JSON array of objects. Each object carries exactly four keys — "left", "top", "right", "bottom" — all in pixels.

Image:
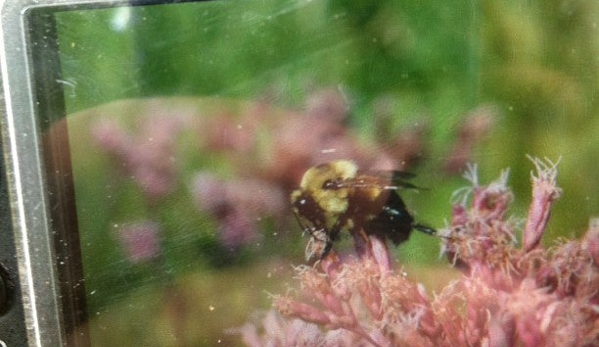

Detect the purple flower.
[
  {"left": 91, "top": 114, "right": 189, "bottom": 200},
  {"left": 523, "top": 156, "right": 562, "bottom": 251},
  {"left": 584, "top": 218, "right": 599, "bottom": 266},
  {"left": 192, "top": 172, "right": 287, "bottom": 249},
  {"left": 115, "top": 221, "right": 162, "bottom": 264},
  {"left": 444, "top": 105, "right": 497, "bottom": 174}
]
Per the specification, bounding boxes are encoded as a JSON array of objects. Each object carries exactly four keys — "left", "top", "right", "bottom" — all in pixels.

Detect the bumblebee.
[{"left": 290, "top": 160, "right": 435, "bottom": 260}]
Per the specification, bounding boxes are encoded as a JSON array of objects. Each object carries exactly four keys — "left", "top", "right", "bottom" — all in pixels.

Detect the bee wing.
[
  {"left": 363, "top": 170, "right": 422, "bottom": 190},
  {"left": 330, "top": 170, "right": 420, "bottom": 191},
  {"left": 389, "top": 170, "right": 423, "bottom": 190}
]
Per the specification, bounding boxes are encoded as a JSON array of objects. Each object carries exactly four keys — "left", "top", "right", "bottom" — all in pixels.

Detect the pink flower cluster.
[
  {"left": 192, "top": 172, "right": 287, "bottom": 250},
  {"left": 241, "top": 157, "right": 599, "bottom": 347},
  {"left": 115, "top": 221, "right": 162, "bottom": 264},
  {"left": 91, "top": 113, "right": 188, "bottom": 200}
]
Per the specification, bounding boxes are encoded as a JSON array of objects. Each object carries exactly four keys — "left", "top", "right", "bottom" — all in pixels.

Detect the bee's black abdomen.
[{"left": 365, "top": 191, "right": 415, "bottom": 245}]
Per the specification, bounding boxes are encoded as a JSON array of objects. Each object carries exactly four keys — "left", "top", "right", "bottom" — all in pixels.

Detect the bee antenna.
[{"left": 413, "top": 223, "right": 437, "bottom": 236}]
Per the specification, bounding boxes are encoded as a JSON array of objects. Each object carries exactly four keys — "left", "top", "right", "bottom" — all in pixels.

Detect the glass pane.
[{"left": 41, "top": 0, "right": 599, "bottom": 346}]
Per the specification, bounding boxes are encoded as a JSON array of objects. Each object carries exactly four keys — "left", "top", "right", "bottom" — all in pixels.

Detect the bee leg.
[
  {"left": 413, "top": 223, "right": 436, "bottom": 236},
  {"left": 350, "top": 227, "right": 372, "bottom": 259},
  {"left": 321, "top": 240, "right": 333, "bottom": 259},
  {"left": 305, "top": 228, "right": 332, "bottom": 261}
]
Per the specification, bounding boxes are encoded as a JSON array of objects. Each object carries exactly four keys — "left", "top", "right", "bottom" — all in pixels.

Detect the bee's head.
[
  {"left": 293, "top": 160, "right": 357, "bottom": 217},
  {"left": 299, "top": 160, "right": 357, "bottom": 191},
  {"left": 290, "top": 190, "right": 322, "bottom": 228}
]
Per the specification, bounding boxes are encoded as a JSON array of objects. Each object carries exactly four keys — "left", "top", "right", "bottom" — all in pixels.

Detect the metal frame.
[
  {"left": 1, "top": 1, "right": 64, "bottom": 345},
  {"left": 0, "top": 1, "right": 149, "bottom": 345}
]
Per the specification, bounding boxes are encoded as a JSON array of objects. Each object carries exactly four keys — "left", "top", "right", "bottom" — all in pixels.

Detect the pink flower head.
[
  {"left": 91, "top": 114, "right": 188, "bottom": 201},
  {"left": 523, "top": 156, "right": 562, "bottom": 252},
  {"left": 116, "top": 221, "right": 162, "bottom": 264},
  {"left": 444, "top": 105, "right": 497, "bottom": 174},
  {"left": 443, "top": 165, "right": 515, "bottom": 272},
  {"left": 584, "top": 218, "right": 599, "bottom": 266},
  {"left": 192, "top": 172, "right": 286, "bottom": 250}
]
